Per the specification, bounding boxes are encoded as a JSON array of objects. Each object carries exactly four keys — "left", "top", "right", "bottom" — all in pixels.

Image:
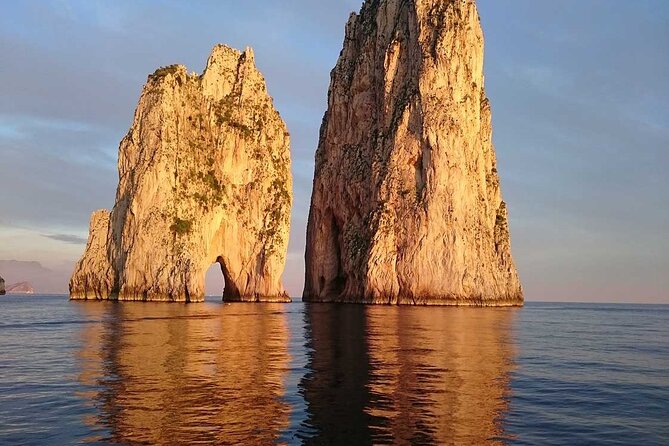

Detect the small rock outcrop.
[
  {"left": 304, "top": 0, "right": 522, "bottom": 305},
  {"left": 71, "top": 45, "right": 293, "bottom": 302},
  {"left": 0, "top": 276, "right": 5, "bottom": 295}
]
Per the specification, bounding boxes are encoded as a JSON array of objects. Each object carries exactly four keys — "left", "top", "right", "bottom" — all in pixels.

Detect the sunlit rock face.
[
  {"left": 304, "top": 0, "right": 522, "bottom": 305},
  {"left": 70, "top": 45, "right": 292, "bottom": 302},
  {"left": 0, "top": 276, "right": 5, "bottom": 295},
  {"left": 70, "top": 211, "right": 115, "bottom": 299}
]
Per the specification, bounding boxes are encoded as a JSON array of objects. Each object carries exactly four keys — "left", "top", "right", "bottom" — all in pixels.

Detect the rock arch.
[{"left": 70, "top": 44, "right": 292, "bottom": 303}]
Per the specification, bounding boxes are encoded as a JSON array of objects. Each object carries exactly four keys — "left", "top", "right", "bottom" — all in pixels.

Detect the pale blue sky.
[{"left": 0, "top": 1, "right": 667, "bottom": 303}]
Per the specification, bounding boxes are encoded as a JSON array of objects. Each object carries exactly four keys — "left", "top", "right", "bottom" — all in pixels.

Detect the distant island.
[
  {"left": 5, "top": 281, "right": 35, "bottom": 295},
  {"left": 0, "top": 260, "right": 69, "bottom": 294}
]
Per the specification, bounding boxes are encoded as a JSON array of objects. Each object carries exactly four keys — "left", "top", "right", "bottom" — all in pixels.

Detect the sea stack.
[
  {"left": 0, "top": 276, "right": 5, "bottom": 295},
  {"left": 71, "top": 45, "right": 293, "bottom": 302},
  {"left": 304, "top": 0, "right": 522, "bottom": 305}
]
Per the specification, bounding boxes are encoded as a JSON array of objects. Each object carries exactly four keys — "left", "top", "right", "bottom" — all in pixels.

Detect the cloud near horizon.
[{"left": 42, "top": 233, "right": 87, "bottom": 245}]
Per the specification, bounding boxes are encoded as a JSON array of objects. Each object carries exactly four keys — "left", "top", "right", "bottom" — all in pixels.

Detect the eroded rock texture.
[
  {"left": 304, "top": 0, "right": 522, "bottom": 305},
  {"left": 71, "top": 45, "right": 292, "bottom": 302}
]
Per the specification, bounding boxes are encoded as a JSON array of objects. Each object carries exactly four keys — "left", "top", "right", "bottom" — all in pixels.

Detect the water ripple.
[{"left": 0, "top": 296, "right": 667, "bottom": 444}]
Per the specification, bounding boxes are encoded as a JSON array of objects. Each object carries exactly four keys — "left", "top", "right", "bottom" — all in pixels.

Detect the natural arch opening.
[
  {"left": 205, "top": 255, "right": 242, "bottom": 301},
  {"left": 205, "top": 262, "right": 225, "bottom": 300}
]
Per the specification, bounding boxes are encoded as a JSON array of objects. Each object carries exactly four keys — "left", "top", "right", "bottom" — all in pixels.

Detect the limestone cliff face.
[
  {"left": 71, "top": 45, "right": 292, "bottom": 302},
  {"left": 304, "top": 0, "right": 522, "bottom": 305},
  {"left": 70, "top": 210, "right": 115, "bottom": 299},
  {"left": 0, "top": 276, "right": 5, "bottom": 295}
]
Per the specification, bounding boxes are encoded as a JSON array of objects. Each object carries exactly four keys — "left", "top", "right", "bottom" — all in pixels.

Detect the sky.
[{"left": 0, "top": 0, "right": 667, "bottom": 303}]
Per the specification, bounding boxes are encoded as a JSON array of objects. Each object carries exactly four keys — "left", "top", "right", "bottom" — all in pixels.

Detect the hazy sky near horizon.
[{"left": 1, "top": 0, "right": 667, "bottom": 303}]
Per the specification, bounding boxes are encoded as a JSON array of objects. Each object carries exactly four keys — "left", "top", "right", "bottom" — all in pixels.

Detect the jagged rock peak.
[
  {"left": 303, "top": 0, "right": 522, "bottom": 306},
  {"left": 71, "top": 44, "right": 292, "bottom": 303},
  {"left": 205, "top": 44, "right": 255, "bottom": 68}
]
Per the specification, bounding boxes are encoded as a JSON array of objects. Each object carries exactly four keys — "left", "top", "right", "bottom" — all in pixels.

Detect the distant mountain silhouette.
[
  {"left": 6, "top": 281, "right": 34, "bottom": 294},
  {"left": 0, "top": 260, "right": 69, "bottom": 294}
]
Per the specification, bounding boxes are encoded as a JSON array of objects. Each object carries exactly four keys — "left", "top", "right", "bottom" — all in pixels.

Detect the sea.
[{"left": 0, "top": 295, "right": 666, "bottom": 445}]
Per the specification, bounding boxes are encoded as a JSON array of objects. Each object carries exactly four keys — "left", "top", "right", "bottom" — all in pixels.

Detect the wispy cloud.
[{"left": 41, "top": 233, "right": 87, "bottom": 245}]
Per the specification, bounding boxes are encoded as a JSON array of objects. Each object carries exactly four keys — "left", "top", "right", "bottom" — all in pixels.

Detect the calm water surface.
[{"left": 0, "top": 296, "right": 667, "bottom": 445}]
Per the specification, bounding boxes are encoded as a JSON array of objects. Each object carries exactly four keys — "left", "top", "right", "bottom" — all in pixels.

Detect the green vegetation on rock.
[
  {"left": 170, "top": 217, "right": 193, "bottom": 235},
  {"left": 213, "top": 94, "right": 254, "bottom": 138},
  {"left": 151, "top": 64, "right": 181, "bottom": 78}
]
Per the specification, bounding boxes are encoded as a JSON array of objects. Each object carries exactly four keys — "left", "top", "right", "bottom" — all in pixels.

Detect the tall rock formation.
[
  {"left": 0, "top": 276, "right": 5, "bottom": 295},
  {"left": 71, "top": 45, "right": 292, "bottom": 302},
  {"left": 304, "top": 0, "right": 522, "bottom": 305}
]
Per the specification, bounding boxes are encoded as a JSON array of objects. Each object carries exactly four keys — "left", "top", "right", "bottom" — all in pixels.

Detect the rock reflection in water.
[
  {"left": 299, "top": 304, "right": 516, "bottom": 445},
  {"left": 76, "top": 302, "right": 290, "bottom": 445},
  {"left": 75, "top": 302, "right": 515, "bottom": 444},
  {"left": 297, "top": 304, "right": 378, "bottom": 444}
]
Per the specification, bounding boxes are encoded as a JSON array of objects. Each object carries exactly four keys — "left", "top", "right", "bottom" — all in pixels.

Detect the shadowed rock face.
[
  {"left": 304, "top": 0, "right": 522, "bottom": 305},
  {"left": 71, "top": 45, "right": 292, "bottom": 302}
]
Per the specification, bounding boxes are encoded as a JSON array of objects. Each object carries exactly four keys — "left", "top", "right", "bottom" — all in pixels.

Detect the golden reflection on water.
[
  {"left": 366, "top": 306, "right": 516, "bottom": 445},
  {"left": 75, "top": 302, "right": 516, "bottom": 445},
  {"left": 76, "top": 302, "right": 290, "bottom": 445},
  {"left": 301, "top": 304, "right": 516, "bottom": 445}
]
